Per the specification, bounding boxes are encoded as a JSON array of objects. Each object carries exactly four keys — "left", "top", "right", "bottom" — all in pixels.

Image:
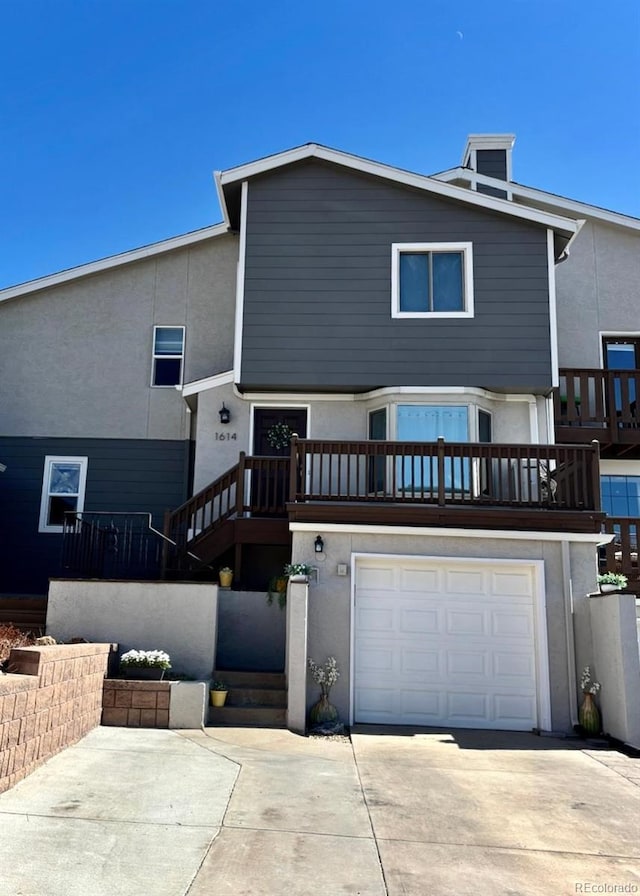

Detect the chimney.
[{"left": 461, "top": 134, "right": 515, "bottom": 198}]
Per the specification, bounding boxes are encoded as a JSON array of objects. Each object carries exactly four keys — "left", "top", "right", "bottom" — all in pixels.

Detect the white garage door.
[{"left": 354, "top": 556, "right": 542, "bottom": 731}]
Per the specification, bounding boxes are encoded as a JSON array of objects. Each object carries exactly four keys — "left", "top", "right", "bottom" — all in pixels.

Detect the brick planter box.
[
  {"left": 0, "top": 643, "right": 114, "bottom": 794},
  {"left": 102, "top": 680, "right": 170, "bottom": 728}
]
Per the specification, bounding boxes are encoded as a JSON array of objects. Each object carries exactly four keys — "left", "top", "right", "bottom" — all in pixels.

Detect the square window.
[
  {"left": 152, "top": 326, "right": 185, "bottom": 386},
  {"left": 38, "top": 456, "right": 88, "bottom": 533},
  {"left": 392, "top": 243, "right": 474, "bottom": 319}
]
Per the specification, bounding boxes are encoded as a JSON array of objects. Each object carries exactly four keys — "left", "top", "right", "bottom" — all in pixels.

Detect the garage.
[{"left": 353, "top": 555, "right": 549, "bottom": 731}]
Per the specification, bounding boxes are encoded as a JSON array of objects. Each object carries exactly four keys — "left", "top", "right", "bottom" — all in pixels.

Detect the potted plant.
[
  {"left": 219, "top": 566, "right": 233, "bottom": 588},
  {"left": 267, "top": 563, "right": 315, "bottom": 608},
  {"left": 579, "top": 666, "right": 601, "bottom": 735},
  {"left": 120, "top": 649, "right": 171, "bottom": 680},
  {"left": 308, "top": 655, "right": 340, "bottom": 727},
  {"left": 597, "top": 572, "right": 628, "bottom": 593},
  {"left": 210, "top": 679, "right": 228, "bottom": 707}
]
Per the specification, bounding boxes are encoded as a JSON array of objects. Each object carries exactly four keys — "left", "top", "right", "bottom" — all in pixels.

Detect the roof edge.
[
  {"left": 219, "top": 143, "right": 578, "bottom": 235},
  {"left": 433, "top": 167, "right": 640, "bottom": 232},
  {"left": 0, "top": 223, "right": 231, "bottom": 304}
]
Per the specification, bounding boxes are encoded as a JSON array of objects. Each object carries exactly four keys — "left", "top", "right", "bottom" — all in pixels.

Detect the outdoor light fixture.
[
  {"left": 219, "top": 404, "right": 231, "bottom": 424},
  {"left": 314, "top": 535, "right": 324, "bottom": 553}
]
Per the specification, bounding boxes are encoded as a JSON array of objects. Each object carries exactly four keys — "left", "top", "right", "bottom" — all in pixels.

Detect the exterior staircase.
[{"left": 207, "top": 671, "right": 287, "bottom": 728}]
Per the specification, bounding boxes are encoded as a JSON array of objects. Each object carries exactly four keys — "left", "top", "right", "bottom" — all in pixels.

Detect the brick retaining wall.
[
  {"left": 102, "top": 680, "right": 170, "bottom": 728},
  {"left": 0, "top": 643, "right": 113, "bottom": 794}
]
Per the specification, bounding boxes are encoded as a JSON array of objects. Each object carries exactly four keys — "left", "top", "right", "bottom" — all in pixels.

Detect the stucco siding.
[
  {"left": 191, "top": 384, "right": 543, "bottom": 493},
  {"left": 0, "top": 235, "right": 237, "bottom": 440},
  {"left": 556, "top": 220, "right": 640, "bottom": 368},
  {"left": 292, "top": 529, "right": 599, "bottom": 732},
  {"left": 241, "top": 160, "right": 552, "bottom": 392}
]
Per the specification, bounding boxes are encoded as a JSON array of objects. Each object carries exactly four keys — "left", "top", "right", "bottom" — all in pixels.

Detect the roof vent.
[{"left": 461, "top": 134, "right": 515, "bottom": 198}]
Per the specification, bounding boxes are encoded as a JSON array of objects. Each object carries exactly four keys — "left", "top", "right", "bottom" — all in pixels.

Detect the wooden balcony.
[
  {"left": 600, "top": 517, "right": 640, "bottom": 593},
  {"left": 163, "top": 439, "right": 604, "bottom": 577},
  {"left": 555, "top": 368, "right": 640, "bottom": 449},
  {"left": 287, "top": 437, "right": 603, "bottom": 533}
]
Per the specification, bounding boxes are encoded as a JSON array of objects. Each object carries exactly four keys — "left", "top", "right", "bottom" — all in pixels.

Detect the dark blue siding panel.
[
  {"left": 240, "top": 160, "right": 551, "bottom": 392},
  {"left": 0, "top": 438, "right": 191, "bottom": 595},
  {"left": 476, "top": 149, "right": 508, "bottom": 181}
]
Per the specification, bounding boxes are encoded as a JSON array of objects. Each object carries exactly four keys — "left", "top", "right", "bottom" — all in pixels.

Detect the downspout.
[{"left": 561, "top": 540, "right": 579, "bottom": 727}]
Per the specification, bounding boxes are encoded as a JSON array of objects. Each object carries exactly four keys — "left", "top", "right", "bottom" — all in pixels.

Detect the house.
[{"left": 1, "top": 134, "right": 638, "bottom": 735}]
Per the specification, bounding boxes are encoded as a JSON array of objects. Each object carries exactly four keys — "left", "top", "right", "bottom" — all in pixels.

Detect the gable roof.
[
  {"left": 433, "top": 167, "right": 640, "bottom": 233},
  {"left": 215, "top": 142, "right": 580, "bottom": 240},
  {"left": 0, "top": 223, "right": 230, "bottom": 304}
]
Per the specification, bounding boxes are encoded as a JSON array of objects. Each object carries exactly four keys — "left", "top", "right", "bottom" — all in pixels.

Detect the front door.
[{"left": 252, "top": 408, "right": 308, "bottom": 514}]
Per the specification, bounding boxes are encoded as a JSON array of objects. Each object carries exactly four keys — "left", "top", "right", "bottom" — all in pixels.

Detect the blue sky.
[{"left": 1, "top": 0, "right": 638, "bottom": 288}]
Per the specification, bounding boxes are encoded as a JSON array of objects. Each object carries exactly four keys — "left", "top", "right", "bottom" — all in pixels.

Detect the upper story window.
[
  {"left": 391, "top": 242, "right": 474, "bottom": 319},
  {"left": 38, "top": 456, "right": 88, "bottom": 533},
  {"left": 152, "top": 326, "right": 185, "bottom": 386}
]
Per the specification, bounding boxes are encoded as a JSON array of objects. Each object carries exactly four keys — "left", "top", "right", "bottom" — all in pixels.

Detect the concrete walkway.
[{"left": 0, "top": 725, "right": 639, "bottom": 895}]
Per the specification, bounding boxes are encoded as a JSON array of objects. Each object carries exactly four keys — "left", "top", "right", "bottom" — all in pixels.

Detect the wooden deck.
[{"left": 555, "top": 368, "right": 640, "bottom": 450}]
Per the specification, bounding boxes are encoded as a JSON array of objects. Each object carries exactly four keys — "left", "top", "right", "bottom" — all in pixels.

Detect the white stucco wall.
[
  {"left": 291, "top": 528, "right": 600, "bottom": 733},
  {"left": 556, "top": 220, "right": 640, "bottom": 368},
  {"left": 192, "top": 384, "right": 547, "bottom": 493},
  {"left": 46, "top": 580, "right": 218, "bottom": 680},
  {"left": 588, "top": 592, "right": 640, "bottom": 748},
  {"left": 0, "top": 235, "right": 237, "bottom": 440}
]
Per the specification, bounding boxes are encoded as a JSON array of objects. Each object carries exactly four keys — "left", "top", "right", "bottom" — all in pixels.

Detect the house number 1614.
[{"left": 215, "top": 432, "right": 237, "bottom": 440}]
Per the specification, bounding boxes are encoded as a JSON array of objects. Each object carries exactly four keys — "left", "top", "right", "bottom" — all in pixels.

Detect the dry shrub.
[{"left": 0, "top": 624, "right": 37, "bottom": 665}]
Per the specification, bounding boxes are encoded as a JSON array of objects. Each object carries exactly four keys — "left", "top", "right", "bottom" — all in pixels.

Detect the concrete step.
[
  {"left": 214, "top": 670, "right": 286, "bottom": 689},
  {"left": 227, "top": 687, "right": 286, "bottom": 708},
  {"left": 208, "top": 705, "right": 286, "bottom": 728}
]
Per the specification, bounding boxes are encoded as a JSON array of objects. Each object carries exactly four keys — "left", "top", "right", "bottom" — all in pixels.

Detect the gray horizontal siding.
[
  {"left": 240, "top": 160, "right": 552, "bottom": 391},
  {"left": 0, "top": 437, "right": 191, "bottom": 595}
]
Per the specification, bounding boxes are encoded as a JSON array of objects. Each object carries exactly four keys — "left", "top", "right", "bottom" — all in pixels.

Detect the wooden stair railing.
[{"left": 164, "top": 453, "right": 291, "bottom": 570}]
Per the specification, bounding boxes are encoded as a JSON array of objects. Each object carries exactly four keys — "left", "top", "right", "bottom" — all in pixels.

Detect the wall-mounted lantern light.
[
  {"left": 314, "top": 535, "right": 324, "bottom": 554},
  {"left": 219, "top": 404, "right": 231, "bottom": 424}
]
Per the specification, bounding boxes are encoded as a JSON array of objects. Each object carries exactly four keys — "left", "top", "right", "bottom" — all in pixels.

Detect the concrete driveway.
[{"left": 0, "top": 725, "right": 639, "bottom": 896}]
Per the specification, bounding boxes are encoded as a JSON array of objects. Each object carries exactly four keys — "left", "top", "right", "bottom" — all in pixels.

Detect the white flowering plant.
[
  {"left": 308, "top": 656, "right": 340, "bottom": 697},
  {"left": 284, "top": 563, "right": 314, "bottom": 577},
  {"left": 120, "top": 649, "right": 171, "bottom": 670},
  {"left": 580, "top": 665, "right": 601, "bottom": 696}
]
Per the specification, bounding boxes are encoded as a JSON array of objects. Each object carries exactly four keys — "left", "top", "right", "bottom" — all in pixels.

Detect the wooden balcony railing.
[
  {"left": 165, "top": 453, "right": 290, "bottom": 551},
  {"left": 289, "top": 437, "right": 601, "bottom": 512},
  {"left": 555, "top": 368, "right": 640, "bottom": 444},
  {"left": 600, "top": 517, "right": 639, "bottom": 584}
]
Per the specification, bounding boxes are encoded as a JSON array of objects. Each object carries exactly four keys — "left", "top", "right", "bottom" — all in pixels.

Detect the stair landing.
[{"left": 208, "top": 670, "right": 287, "bottom": 728}]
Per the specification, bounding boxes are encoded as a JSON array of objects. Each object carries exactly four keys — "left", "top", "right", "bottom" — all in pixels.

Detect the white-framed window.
[
  {"left": 391, "top": 242, "right": 474, "bottom": 319},
  {"left": 151, "top": 326, "right": 185, "bottom": 387},
  {"left": 38, "top": 456, "right": 88, "bottom": 533}
]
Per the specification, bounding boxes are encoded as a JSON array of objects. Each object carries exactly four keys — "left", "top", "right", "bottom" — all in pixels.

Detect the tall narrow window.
[
  {"left": 38, "top": 456, "right": 88, "bottom": 533},
  {"left": 152, "top": 326, "right": 185, "bottom": 386}
]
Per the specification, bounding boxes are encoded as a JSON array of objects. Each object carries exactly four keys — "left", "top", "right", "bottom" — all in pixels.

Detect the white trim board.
[
  {"left": 290, "top": 521, "right": 612, "bottom": 545},
  {"left": 233, "top": 181, "right": 249, "bottom": 382},
  {"left": 547, "top": 230, "right": 559, "bottom": 389},
  {"left": 218, "top": 143, "right": 578, "bottom": 236},
  {"left": 180, "top": 379, "right": 543, "bottom": 405},
  {"left": 0, "top": 224, "right": 231, "bottom": 303},
  {"left": 434, "top": 167, "right": 640, "bottom": 233}
]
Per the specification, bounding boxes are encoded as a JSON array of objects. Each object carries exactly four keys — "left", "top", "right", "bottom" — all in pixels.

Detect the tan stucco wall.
[
  {"left": 291, "top": 529, "right": 599, "bottom": 733},
  {"left": 556, "top": 220, "right": 640, "bottom": 368},
  {"left": 192, "top": 386, "right": 546, "bottom": 492},
  {"left": 46, "top": 579, "right": 218, "bottom": 680},
  {"left": 0, "top": 235, "right": 238, "bottom": 440}
]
